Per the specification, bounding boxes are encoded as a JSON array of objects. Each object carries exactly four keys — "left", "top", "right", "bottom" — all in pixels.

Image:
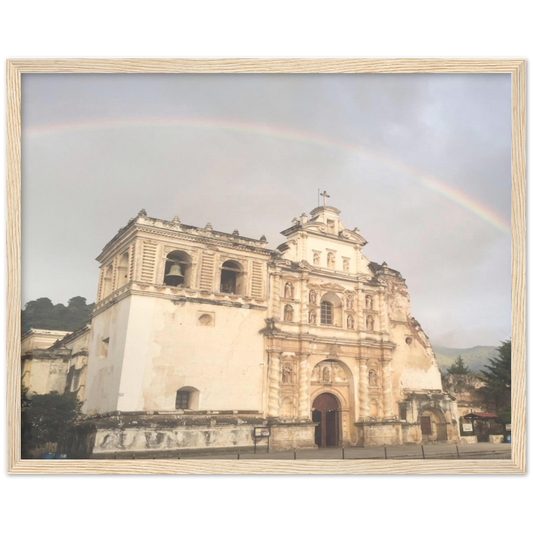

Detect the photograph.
[{"left": 9, "top": 61, "right": 523, "bottom": 473}]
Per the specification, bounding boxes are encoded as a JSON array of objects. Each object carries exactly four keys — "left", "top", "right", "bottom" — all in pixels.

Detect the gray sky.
[{"left": 21, "top": 73, "right": 511, "bottom": 348}]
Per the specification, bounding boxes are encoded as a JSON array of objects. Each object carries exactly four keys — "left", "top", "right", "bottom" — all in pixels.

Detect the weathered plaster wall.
[
  {"left": 115, "top": 295, "right": 266, "bottom": 412},
  {"left": 385, "top": 276, "right": 443, "bottom": 402},
  {"left": 24, "top": 355, "right": 69, "bottom": 395},
  {"left": 83, "top": 298, "right": 132, "bottom": 414}
]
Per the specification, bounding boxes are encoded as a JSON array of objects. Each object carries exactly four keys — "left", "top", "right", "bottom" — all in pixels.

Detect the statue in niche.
[
  {"left": 366, "top": 295, "right": 373, "bottom": 309},
  {"left": 327, "top": 252, "right": 335, "bottom": 269},
  {"left": 313, "top": 252, "right": 320, "bottom": 266},
  {"left": 343, "top": 258, "right": 349, "bottom": 272},
  {"left": 366, "top": 315, "right": 374, "bottom": 331},
  {"left": 369, "top": 369, "right": 378, "bottom": 387},
  {"left": 346, "top": 295, "right": 353, "bottom": 309},
  {"left": 347, "top": 314, "right": 354, "bottom": 329},
  {"left": 322, "top": 366, "right": 331, "bottom": 382},
  {"left": 284, "top": 305, "right": 293, "bottom": 322},
  {"left": 309, "top": 310, "right": 316, "bottom": 325},
  {"left": 282, "top": 363, "right": 293, "bottom": 383},
  {"left": 309, "top": 290, "right": 317, "bottom": 304},
  {"left": 284, "top": 282, "right": 294, "bottom": 299}
]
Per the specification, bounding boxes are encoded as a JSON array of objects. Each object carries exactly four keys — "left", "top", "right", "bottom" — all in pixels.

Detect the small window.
[
  {"left": 175, "top": 390, "right": 190, "bottom": 409},
  {"left": 321, "top": 301, "right": 333, "bottom": 325},
  {"left": 399, "top": 403, "right": 408, "bottom": 421}
]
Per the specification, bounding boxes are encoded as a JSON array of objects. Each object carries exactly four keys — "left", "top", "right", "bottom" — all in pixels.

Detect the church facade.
[{"left": 69, "top": 199, "right": 459, "bottom": 457}]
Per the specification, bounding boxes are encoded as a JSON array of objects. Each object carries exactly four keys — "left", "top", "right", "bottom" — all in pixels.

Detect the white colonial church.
[{"left": 23, "top": 195, "right": 459, "bottom": 457}]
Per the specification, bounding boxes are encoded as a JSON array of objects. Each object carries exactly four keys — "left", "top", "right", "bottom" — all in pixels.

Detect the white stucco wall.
[
  {"left": 83, "top": 298, "right": 132, "bottom": 414},
  {"left": 115, "top": 295, "right": 267, "bottom": 412}
]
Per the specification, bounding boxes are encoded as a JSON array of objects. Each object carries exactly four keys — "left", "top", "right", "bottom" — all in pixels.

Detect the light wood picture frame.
[{"left": 6, "top": 58, "right": 526, "bottom": 474}]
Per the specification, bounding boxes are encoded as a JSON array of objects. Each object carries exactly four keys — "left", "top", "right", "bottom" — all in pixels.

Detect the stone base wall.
[
  {"left": 269, "top": 422, "right": 317, "bottom": 451},
  {"left": 459, "top": 436, "right": 478, "bottom": 444},
  {"left": 355, "top": 421, "right": 403, "bottom": 446},
  {"left": 68, "top": 411, "right": 273, "bottom": 458}
]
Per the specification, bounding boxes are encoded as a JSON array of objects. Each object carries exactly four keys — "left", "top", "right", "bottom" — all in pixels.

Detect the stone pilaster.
[
  {"left": 297, "top": 353, "right": 310, "bottom": 419},
  {"left": 358, "top": 357, "right": 369, "bottom": 419},
  {"left": 379, "top": 287, "right": 389, "bottom": 335},
  {"left": 267, "top": 351, "right": 281, "bottom": 417},
  {"left": 270, "top": 272, "right": 282, "bottom": 320},
  {"left": 382, "top": 359, "right": 394, "bottom": 418},
  {"left": 357, "top": 286, "right": 365, "bottom": 331}
]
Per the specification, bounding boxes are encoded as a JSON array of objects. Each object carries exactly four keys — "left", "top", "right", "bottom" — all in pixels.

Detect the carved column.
[
  {"left": 300, "top": 275, "right": 308, "bottom": 326},
  {"left": 267, "top": 351, "right": 281, "bottom": 417},
  {"left": 382, "top": 359, "right": 394, "bottom": 418},
  {"left": 298, "top": 353, "right": 310, "bottom": 419},
  {"left": 358, "top": 357, "right": 369, "bottom": 419},
  {"left": 270, "top": 272, "right": 282, "bottom": 320},
  {"left": 379, "top": 287, "right": 389, "bottom": 333},
  {"left": 354, "top": 244, "right": 361, "bottom": 274},
  {"left": 352, "top": 360, "right": 360, "bottom": 421},
  {"left": 301, "top": 233, "right": 307, "bottom": 263},
  {"left": 357, "top": 286, "right": 365, "bottom": 331}
]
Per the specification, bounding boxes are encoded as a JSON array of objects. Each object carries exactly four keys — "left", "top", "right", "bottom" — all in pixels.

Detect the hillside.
[
  {"left": 433, "top": 345, "right": 499, "bottom": 374},
  {"left": 21, "top": 296, "right": 93, "bottom": 334}
]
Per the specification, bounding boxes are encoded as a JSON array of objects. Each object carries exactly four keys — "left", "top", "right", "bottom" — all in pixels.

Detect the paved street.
[{"left": 175, "top": 442, "right": 511, "bottom": 461}]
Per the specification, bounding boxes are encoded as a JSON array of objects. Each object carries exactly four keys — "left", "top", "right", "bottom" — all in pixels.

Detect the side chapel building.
[{"left": 39, "top": 197, "right": 460, "bottom": 457}]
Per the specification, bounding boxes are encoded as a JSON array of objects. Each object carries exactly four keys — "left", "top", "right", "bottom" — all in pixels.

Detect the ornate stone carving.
[
  {"left": 298, "top": 355, "right": 309, "bottom": 418},
  {"left": 328, "top": 343, "right": 340, "bottom": 358},
  {"left": 268, "top": 352, "right": 281, "bottom": 417},
  {"left": 284, "top": 282, "right": 294, "bottom": 299},
  {"left": 282, "top": 363, "right": 293, "bottom": 383},
  {"left": 311, "top": 361, "right": 348, "bottom": 383},
  {"left": 309, "top": 290, "right": 317, "bottom": 304},
  {"left": 284, "top": 304, "right": 293, "bottom": 322},
  {"left": 347, "top": 314, "right": 355, "bottom": 329}
]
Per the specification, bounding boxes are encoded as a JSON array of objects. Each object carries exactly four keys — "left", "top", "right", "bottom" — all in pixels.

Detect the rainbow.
[{"left": 23, "top": 117, "right": 511, "bottom": 235}]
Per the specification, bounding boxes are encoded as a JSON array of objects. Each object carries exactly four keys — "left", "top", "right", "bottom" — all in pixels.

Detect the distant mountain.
[{"left": 433, "top": 345, "right": 499, "bottom": 374}]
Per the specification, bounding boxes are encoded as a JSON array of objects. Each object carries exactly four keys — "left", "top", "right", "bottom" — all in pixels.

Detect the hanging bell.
[{"left": 166, "top": 263, "right": 184, "bottom": 282}]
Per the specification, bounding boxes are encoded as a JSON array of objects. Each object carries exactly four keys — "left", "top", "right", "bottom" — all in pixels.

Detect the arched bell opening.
[
  {"left": 117, "top": 252, "right": 129, "bottom": 288},
  {"left": 102, "top": 264, "right": 114, "bottom": 298},
  {"left": 220, "top": 260, "right": 244, "bottom": 295},
  {"left": 164, "top": 251, "right": 192, "bottom": 287}
]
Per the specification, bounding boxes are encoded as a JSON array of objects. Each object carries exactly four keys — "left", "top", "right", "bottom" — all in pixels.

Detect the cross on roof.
[{"left": 320, "top": 190, "right": 331, "bottom": 206}]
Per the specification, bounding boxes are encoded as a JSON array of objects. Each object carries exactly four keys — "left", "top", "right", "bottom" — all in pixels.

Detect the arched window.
[
  {"left": 175, "top": 386, "right": 200, "bottom": 410},
  {"left": 320, "top": 292, "right": 342, "bottom": 326},
  {"left": 164, "top": 251, "right": 192, "bottom": 287},
  {"left": 321, "top": 301, "right": 333, "bottom": 325},
  {"left": 220, "top": 260, "right": 244, "bottom": 294}
]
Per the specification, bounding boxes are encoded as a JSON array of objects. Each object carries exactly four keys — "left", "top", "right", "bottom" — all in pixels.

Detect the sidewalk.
[{"left": 178, "top": 442, "right": 512, "bottom": 461}]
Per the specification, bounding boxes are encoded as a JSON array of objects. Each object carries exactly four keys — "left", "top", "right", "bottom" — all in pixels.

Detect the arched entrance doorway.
[
  {"left": 420, "top": 407, "right": 448, "bottom": 442},
  {"left": 312, "top": 393, "right": 340, "bottom": 447}
]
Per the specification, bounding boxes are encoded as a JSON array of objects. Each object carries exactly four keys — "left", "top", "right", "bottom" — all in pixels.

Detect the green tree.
[
  {"left": 480, "top": 340, "right": 511, "bottom": 410},
  {"left": 21, "top": 296, "right": 94, "bottom": 333},
  {"left": 22, "top": 391, "right": 83, "bottom": 456},
  {"left": 447, "top": 355, "right": 471, "bottom": 375}
]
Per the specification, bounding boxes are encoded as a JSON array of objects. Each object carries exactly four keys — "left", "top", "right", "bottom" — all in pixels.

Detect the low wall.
[{"left": 69, "top": 411, "right": 269, "bottom": 458}]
